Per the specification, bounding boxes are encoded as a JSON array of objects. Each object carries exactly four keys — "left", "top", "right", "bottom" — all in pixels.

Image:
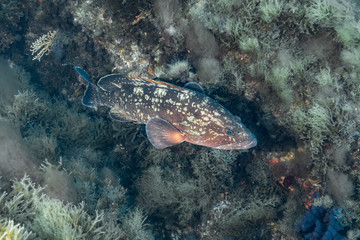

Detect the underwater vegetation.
[
  {"left": 1, "top": 0, "right": 360, "bottom": 239},
  {"left": 0, "top": 176, "right": 153, "bottom": 240}
]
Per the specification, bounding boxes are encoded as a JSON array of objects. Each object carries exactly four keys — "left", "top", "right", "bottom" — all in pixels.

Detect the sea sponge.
[
  {"left": 297, "top": 205, "right": 346, "bottom": 239},
  {"left": 0, "top": 120, "right": 40, "bottom": 188},
  {"left": 154, "top": 0, "right": 180, "bottom": 35},
  {"left": 327, "top": 170, "right": 354, "bottom": 203},
  {"left": 0, "top": 57, "right": 29, "bottom": 114},
  {"left": 196, "top": 57, "right": 221, "bottom": 84},
  {"left": 183, "top": 21, "right": 219, "bottom": 58},
  {"left": 41, "top": 160, "right": 78, "bottom": 203},
  {"left": 341, "top": 46, "right": 360, "bottom": 70}
]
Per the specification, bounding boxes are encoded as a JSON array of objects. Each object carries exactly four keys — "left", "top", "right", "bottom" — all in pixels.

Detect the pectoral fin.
[{"left": 146, "top": 117, "right": 185, "bottom": 149}]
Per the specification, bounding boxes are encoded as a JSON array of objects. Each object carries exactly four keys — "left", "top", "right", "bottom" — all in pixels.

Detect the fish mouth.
[{"left": 216, "top": 136, "right": 257, "bottom": 150}]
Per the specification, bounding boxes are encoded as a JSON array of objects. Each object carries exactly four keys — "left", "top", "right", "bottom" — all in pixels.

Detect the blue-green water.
[{"left": 0, "top": 0, "right": 360, "bottom": 239}]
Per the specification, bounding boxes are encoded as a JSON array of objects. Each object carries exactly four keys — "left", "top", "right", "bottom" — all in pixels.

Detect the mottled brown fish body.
[{"left": 80, "top": 73, "right": 257, "bottom": 150}]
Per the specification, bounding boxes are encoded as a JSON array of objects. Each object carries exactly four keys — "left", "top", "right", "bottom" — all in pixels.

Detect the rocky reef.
[{"left": 1, "top": 0, "right": 360, "bottom": 239}]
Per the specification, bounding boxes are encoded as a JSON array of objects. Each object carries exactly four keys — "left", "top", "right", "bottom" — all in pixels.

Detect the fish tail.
[
  {"left": 75, "top": 67, "right": 91, "bottom": 83},
  {"left": 82, "top": 83, "right": 101, "bottom": 108},
  {"left": 75, "top": 67, "right": 100, "bottom": 108}
]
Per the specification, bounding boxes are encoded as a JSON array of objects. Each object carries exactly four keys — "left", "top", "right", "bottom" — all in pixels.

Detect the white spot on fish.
[
  {"left": 178, "top": 93, "right": 189, "bottom": 101},
  {"left": 133, "top": 87, "right": 144, "bottom": 95},
  {"left": 154, "top": 88, "right": 168, "bottom": 97},
  {"left": 151, "top": 105, "right": 159, "bottom": 111}
]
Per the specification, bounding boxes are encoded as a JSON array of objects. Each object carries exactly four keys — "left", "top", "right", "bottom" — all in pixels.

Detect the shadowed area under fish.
[{"left": 75, "top": 67, "right": 257, "bottom": 150}]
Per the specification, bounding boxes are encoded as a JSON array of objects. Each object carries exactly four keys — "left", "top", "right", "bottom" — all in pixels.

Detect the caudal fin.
[
  {"left": 75, "top": 67, "right": 91, "bottom": 83},
  {"left": 75, "top": 67, "right": 100, "bottom": 108},
  {"left": 82, "top": 83, "right": 100, "bottom": 108}
]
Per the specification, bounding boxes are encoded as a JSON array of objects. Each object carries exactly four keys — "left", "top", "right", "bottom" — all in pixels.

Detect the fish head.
[
  {"left": 200, "top": 101, "right": 257, "bottom": 150},
  {"left": 177, "top": 95, "right": 257, "bottom": 150},
  {"left": 213, "top": 120, "right": 257, "bottom": 150},
  {"left": 180, "top": 108, "right": 257, "bottom": 150}
]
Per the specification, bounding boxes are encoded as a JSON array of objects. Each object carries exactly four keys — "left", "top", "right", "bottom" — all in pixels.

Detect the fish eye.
[{"left": 224, "top": 128, "right": 232, "bottom": 135}]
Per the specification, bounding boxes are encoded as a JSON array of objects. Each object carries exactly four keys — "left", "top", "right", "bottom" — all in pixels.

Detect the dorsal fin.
[
  {"left": 184, "top": 82, "right": 205, "bottom": 94},
  {"left": 97, "top": 74, "right": 129, "bottom": 92}
]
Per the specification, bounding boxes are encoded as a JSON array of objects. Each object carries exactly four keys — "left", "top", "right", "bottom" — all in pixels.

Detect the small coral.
[
  {"left": 0, "top": 175, "right": 150, "bottom": 240},
  {"left": 341, "top": 46, "right": 360, "bottom": 70},
  {"left": 30, "top": 30, "right": 57, "bottom": 61},
  {"left": 286, "top": 103, "right": 333, "bottom": 154},
  {"left": 5, "top": 90, "right": 49, "bottom": 132},
  {"left": 137, "top": 166, "right": 210, "bottom": 226},
  {"left": 259, "top": 0, "right": 284, "bottom": 23},
  {"left": 0, "top": 219, "right": 32, "bottom": 240},
  {"left": 265, "top": 65, "right": 293, "bottom": 104},
  {"left": 335, "top": 21, "right": 360, "bottom": 48},
  {"left": 238, "top": 37, "right": 260, "bottom": 54},
  {"left": 166, "top": 60, "right": 190, "bottom": 79},
  {"left": 314, "top": 66, "right": 335, "bottom": 86},
  {"left": 305, "top": 0, "right": 351, "bottom": 27},
  {"left": 121, "top": 208, "right": 154, "bottom": 240}
]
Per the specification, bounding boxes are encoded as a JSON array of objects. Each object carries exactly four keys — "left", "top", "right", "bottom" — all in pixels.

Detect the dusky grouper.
[{"left": 75, "top": 67, "right": 257, "bottom": 150}]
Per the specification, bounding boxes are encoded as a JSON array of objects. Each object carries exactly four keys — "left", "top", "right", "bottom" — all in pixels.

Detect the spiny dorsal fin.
[
  {"left": 184, "top": 82, "right": 205, "bottom": 94},
  {"left": 97, "top": 74, "right": 129, "bottom": 92}
]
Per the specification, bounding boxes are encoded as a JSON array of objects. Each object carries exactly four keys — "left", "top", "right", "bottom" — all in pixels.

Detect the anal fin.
[{"left": 146, "top": 117, "right": 185, "bottom": 149}]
